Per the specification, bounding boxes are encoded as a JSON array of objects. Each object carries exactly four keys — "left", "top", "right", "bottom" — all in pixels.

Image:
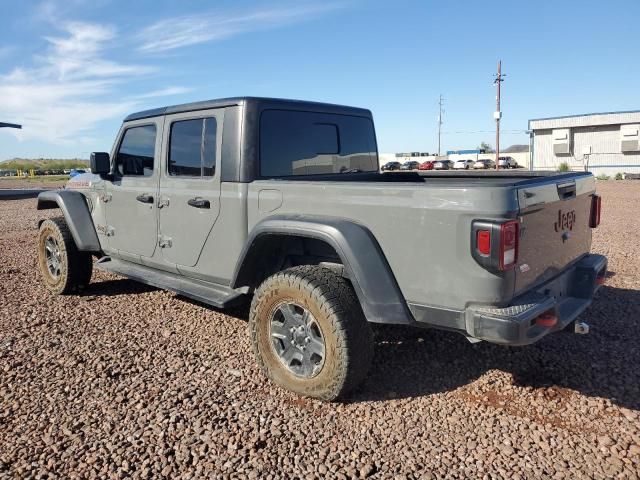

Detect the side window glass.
[
  {"left": 259, "top": 110, "right": 377, "bottom": 177},
  {"left": 169, "top": 117, "right": 217, "bottom": 177},
  {"left": 169, "top": 119, "right": 202, "bottom": 176},
  {"left": 313, "top": 123, "right": 339, "bottom": 154},
  {"left": 116, "top": 125, "right": 156, "bottom": 177}
]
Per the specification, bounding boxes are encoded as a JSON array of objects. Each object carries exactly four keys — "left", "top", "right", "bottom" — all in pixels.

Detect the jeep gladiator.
[{"left": 36, "top": 97, "right": 607, "bottom": 400}]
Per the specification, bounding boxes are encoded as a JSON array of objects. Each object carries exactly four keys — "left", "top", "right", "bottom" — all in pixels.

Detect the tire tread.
[
  {"left": 39, "top": 217, "right": 93, "bottom": 294},
  {"left": 250, "top": 265, "right": 373, "bottom": 401}
]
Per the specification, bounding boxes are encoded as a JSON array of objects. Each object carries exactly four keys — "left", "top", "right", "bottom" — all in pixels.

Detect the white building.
[{"left": 529, "top": 110, "right": 640, "bottom": 177}]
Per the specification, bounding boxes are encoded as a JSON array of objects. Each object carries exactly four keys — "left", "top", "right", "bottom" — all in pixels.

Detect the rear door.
[
  {"left": 515, "top": 174, "right": 595, "bottom": 295},
  {"left": 157, "top": 109, "right": 223, "bottom": 267},
  {"left": 105, "top": 119, "right": 162, "bottom": 259}
]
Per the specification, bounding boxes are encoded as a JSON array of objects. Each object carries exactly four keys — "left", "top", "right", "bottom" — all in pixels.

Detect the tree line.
[{"left": 0, "top": 158, "right": 89, "bottom": 171}]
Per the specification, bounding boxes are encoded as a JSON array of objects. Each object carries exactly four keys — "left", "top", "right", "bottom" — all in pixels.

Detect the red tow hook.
[
  {"left": 596, "top": 275, "right": 606, "bottom": 286},
  {"left": 536, "top": 311, "right": 558, "bottom": 328}
]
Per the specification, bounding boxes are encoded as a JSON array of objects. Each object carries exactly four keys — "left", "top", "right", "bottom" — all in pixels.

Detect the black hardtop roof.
[{"left": 124, "top": 96, "right": 372, "bottom": 122}]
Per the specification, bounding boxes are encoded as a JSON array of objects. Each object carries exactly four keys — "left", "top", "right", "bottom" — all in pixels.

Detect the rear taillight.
[
  {"left": 476, "top": 230, "right": 491, "bottom": 256},
  {"left": 472, "top": 219, "right": 520, "bottom": 272},
  {"left": 499, "top": 221, "right": 519, "bottom": 270},
  {"left": 589, "top": 194, "right": 601, "bottom": 228}
]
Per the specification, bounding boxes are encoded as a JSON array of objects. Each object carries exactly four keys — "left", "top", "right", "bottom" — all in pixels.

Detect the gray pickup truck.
[{"left": 36, "top": 97, "right": 607, "bottom": 400}]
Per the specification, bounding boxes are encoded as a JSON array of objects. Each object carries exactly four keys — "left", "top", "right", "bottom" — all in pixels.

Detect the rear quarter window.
[{"left": 259, "top": 110, "right": 378, "bottom": 177}]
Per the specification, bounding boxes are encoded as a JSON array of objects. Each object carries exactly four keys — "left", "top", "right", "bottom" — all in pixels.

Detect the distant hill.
[
  {"left": 0, "top": 158, "right": 89, "bottom": 171},
  {"left": 503, "top": 144, "right": 529, "bottom": 153}
]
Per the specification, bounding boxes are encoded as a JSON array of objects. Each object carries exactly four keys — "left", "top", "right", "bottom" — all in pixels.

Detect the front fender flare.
[
  {"left": 231, "top": 215, "right": 413, "bottom": 325},
  {"left": 37, "top": 190, "right": 101, "bottom": 252}
]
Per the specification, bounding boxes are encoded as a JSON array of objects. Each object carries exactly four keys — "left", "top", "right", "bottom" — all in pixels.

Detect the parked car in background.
[
  {"left": 498, "top": 156, "right": 517, "bottom": 169},
  {"left": 453, "top": 159, "right": 475, "bottom": 170},
  {"left": 69, "top": 169, "right": 86, "bottom": 178},
  {"left": 400, "top": 161, "right": 420, "bottom": 171},
  {"left": 433, "top": 160, "right": 453, "bottom": 170},
  {"left": 418, "top": 160, "right": 434, "bottom": 170},
  {"left": 473, "top": 159, "right": 496, "bottom": 169},
  {"left": 381, "top": 161, "right": 402, "bottom": 171}
]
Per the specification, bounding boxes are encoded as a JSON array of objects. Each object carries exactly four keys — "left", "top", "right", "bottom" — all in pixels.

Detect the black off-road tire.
[
  {"left": 250, "top": 265, "right": 374, "bottom": 401},
  {"left": 37, "top": 217, "right": 93, "bottom": 295}
]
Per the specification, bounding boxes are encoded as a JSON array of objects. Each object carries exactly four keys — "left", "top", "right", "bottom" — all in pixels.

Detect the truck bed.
[
  {"left": 267, "top": 170, "right": 591, "bottom": 187},
  {"left": 249, "top": 170, "right": 596, "bottom": 313}
]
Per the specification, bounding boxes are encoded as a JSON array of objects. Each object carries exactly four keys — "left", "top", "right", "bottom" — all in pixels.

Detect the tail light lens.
[
  {"left": 472, "top": 219, "right": 520, "bottom": 272},
  {"left": 476, "top": 230, "right": 491, "bottom": 256},
  {"left": 499, "top": 221, "right": 519, "bottom": 270},
  {"left": 589, "top": 195, "right": 601, "bottom": 228}
]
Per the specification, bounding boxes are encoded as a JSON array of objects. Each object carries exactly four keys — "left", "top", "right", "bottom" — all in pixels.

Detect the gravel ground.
[
  {"left": 1, "top": 181, "right": 639, "bottom": 479},
  {"left": 0, "top": 177, "right": 67, "bottom": 189}
]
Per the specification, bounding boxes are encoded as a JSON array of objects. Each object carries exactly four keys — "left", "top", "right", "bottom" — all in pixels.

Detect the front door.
[
  {"left": 158, "top": 109, "right": 223, "bottom": 267},
  {"left": 105, "top": 118, "right": 162, "bottom": 259}
]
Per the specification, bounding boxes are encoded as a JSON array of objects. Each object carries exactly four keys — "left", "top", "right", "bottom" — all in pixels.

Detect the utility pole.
[
  {"left": 437, "top": 94, "right": 444, "bottom": 156},
  {"left": 493, "top": 60, "right": 505, "bottom": 170}
]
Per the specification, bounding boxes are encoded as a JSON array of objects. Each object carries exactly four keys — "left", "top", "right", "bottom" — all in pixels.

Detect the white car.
[
  {"left": 497, "top": 156, "right": 517, "bottom": 169},
  {"left": 453, "top": 159, "right": 474, "bottom": 170}
]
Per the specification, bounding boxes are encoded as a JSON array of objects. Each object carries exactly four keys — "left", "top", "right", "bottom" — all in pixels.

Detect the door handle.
[
  {"left": 136, "top": 194, "right": 154, "bottom": 204},
  {"left": 187, "top": 197, "right": 210, "bottom": 209}
]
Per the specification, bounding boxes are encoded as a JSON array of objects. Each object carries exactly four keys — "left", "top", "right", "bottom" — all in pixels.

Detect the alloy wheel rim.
[
  {"left": 269, "top": 302, "right": 326, "bottom": 379},
  {"left": 44, "top": 236, "right": 62, "bottom": 279}
]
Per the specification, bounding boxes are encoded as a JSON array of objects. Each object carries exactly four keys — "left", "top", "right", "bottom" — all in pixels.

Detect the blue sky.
[{"left": 1, "top": 0, "right": 639, "bottom": 160}]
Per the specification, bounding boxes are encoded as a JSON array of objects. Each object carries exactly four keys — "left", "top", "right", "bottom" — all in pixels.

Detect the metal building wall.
[{"left": 532, "top": 124, "right": 640, "bottom": 176}]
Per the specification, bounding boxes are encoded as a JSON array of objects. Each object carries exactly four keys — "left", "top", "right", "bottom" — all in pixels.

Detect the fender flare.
[
  {"left": 37, "top": 190, "right": 101, "bottom": 252},
  {"left": 231, "top": 215, "right": 414, "bottom": 325}
]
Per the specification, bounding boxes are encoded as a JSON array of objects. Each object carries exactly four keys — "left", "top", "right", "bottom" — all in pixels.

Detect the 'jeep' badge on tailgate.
[{"left": 554, "top": 209, "right": 576, "bottom": 232}]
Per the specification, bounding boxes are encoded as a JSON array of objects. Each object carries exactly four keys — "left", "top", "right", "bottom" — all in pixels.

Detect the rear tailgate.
[{"left": 515, "top": 174, "right": 596, "bottom": 296}]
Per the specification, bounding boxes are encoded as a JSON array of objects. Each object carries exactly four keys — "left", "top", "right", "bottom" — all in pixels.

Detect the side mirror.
[{"left": 90, "top": 152, "right": 111, "bottom": 175}]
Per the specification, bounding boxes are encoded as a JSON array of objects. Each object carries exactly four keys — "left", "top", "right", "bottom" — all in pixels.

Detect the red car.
[{"left": 418, "top": 160, "right": 435, "bottom": 170}]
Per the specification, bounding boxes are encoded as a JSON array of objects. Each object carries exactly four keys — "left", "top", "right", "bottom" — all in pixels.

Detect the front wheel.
[
  {"left": 250, "top": 266, "right": 374, "bottom": 401},
  {"left": 37, "top": 217, "right": 93, "bottom": 295}
]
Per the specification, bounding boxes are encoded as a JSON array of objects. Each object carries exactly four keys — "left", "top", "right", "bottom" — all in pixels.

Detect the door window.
[
  {"left": 115, "top": 125, "right": 157, "bottom": 177},
  {"left": 168, "top": 118, "right": 217, "bottom": 177}
]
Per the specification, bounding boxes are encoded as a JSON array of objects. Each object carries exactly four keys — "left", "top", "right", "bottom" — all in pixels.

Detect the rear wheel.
[
  {"left": 250, "top": 265, "right": 374, "bottom": 401},
  {"left": 37, "top": 217, "right": 93, "bottom": 295}
]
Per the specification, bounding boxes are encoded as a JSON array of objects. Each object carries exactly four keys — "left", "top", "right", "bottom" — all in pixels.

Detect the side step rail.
[{"left": 95, "top": 257, "right": 245, "bottom": 309}]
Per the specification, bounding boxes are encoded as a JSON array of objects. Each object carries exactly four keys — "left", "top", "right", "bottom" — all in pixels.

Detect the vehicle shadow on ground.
[
  {"left": 83, "top": 278, "right": 158, "bottom": 297},
  {"left": 83, "top": 278, "right": 640, "bottom": 410},
  {"left": 84, "top": 277, "right": 252, "bottom": 319},
  {"left": 349, "top": 285, "right": 640, "bottom": 411}
]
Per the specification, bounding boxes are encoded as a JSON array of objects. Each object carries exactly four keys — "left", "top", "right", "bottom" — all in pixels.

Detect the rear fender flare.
[
  {"left": 231, "top": 215, "right": 413, "bottom": 325},
  {"left": 37, "top": 190, "right": 101, "bottom": 252}
]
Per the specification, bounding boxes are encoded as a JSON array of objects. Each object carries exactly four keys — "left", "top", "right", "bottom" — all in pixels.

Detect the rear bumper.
[{"left": 466, "top": 254, "right": 607, "bottom": 345}]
